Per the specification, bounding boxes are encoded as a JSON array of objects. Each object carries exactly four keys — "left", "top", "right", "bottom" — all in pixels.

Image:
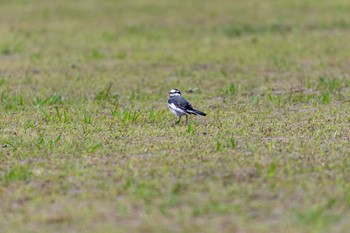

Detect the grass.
[{"left": 0, "top": 0, "right": 350, "bottom": 232}]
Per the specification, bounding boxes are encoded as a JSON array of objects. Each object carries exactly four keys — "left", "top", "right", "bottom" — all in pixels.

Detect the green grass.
[{"left": 1, "top": 0, "right": 350, "bottom": 232}]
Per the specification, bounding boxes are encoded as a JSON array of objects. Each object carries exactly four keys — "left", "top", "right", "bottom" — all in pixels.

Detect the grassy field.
[{"left": 1, "top": 0, "right": 350, "bottom": 232}]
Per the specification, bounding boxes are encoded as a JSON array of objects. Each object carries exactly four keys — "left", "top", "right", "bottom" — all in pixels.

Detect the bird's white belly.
[{"left": 168, "top": 103, "right": 187, "bottom": 117}]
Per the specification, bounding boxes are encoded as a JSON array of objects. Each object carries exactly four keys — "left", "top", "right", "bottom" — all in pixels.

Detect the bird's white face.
[{"left": 169, "top": 89, "right": 181, "bottom": 97}]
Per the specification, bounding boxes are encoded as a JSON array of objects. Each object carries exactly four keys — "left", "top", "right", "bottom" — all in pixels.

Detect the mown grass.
[{"left": 0, "top": 0, "right": 350, "bottom": 232}]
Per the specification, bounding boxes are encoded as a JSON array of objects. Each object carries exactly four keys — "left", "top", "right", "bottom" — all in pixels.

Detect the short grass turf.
[{"left": 1, "top": 0, "right": 350, "bottom": 232}]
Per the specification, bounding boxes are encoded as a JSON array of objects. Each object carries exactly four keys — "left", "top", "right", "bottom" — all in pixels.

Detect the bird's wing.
[{"left": 175, "top": 97, "right": 194, "bottom": 112}]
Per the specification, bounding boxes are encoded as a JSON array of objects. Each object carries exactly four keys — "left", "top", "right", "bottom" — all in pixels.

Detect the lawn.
[{"left": 0, "top": 0, "right": 350, "bottom": 232}]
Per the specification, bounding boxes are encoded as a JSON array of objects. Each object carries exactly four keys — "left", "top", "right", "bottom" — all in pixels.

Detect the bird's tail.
[{"left": 187, "top": 109, "right": 206, "bottom": 116}]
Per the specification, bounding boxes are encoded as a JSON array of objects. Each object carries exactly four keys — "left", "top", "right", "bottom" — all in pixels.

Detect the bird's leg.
[
  {"left": 185, "top": 115, "right": 188, "bottom": 125},
  {"left": 176, "top": 116, "right": 181, "bottom": 124}
]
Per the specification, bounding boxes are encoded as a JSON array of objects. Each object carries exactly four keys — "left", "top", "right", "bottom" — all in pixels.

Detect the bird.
[{"left": 167, "top": 88, "right": 206, "bottom": 124}]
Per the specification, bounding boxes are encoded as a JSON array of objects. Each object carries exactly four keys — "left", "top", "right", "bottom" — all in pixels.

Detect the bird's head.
[{"left": 169, "top": 89, "right": 181, "bottom": 97}]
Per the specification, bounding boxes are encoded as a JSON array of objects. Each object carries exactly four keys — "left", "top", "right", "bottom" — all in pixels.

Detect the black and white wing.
[{"left": 171, "top": 96, "right": 205, "bottom": 116}]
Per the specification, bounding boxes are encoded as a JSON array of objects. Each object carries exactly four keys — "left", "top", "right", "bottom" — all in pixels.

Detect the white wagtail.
[{"left": 168, "top": 88, "right": 206, "bottom": 124}]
